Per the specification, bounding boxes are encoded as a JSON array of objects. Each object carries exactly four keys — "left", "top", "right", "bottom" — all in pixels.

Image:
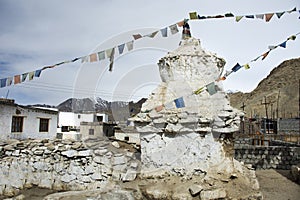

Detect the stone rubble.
[{"left": 0, "top": 138, "right": 140, "bottom": 198}]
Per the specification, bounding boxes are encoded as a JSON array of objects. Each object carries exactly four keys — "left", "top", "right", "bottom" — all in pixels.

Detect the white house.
[
  {"left": 57, "top": 111, "right": 108, "bottom": 140},
  {"left": 0, "top": 98, "right": 58, "bottom": 140}
]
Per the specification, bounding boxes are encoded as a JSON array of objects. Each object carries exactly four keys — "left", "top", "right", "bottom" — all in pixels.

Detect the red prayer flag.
[
  {"left": 14, "top": 75, "right": 21, "bottom": 84},
  {"left": 89, "top": 53, "right": 97, "bottom": 62},
  {"left": 262, "top": 51, "right": 270, "bottom": 60},
  {"left": 265, "top": 13, "right": 274, "bottom": 22}
]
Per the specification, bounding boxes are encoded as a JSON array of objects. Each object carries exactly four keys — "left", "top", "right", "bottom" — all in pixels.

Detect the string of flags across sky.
[{"left": 1, "top": 7, "right": 299, "bottom": 111}]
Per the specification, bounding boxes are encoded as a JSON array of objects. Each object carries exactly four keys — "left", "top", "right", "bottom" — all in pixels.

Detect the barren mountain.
[
  {"left": 229, "top": 57, "right": 300, "bottom": 118},
  {"left": 57, "top": 97, "right": 146, "bottom": 121}
]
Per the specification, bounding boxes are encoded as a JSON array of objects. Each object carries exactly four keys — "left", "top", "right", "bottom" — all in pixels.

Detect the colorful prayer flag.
[
  {"left": 169, "top": 24, "right": 179, "bottom": 35},
  {"left": 34, "top": 69, "right": 42, "bottom": 77},
  {"left": 255, "top": 14, "right": 264, "bottom": 20},
  {"left": 174, "top": 97, "right": 185, "bottom": 108},
  {"left": 243, "top": 64, "right": 250, "bottom": 70},
  {"left": 81, "top": 56, "right": 89, "bottom": 63},
  {"left": 279, "top": 41, "right": 287, "bottom": 48},
  {"left": 6, "top": 77, "right": 13, "bottom": 86},
  {"left": 206, "top": 82, "right": 217, "bottom": 95},
  {"left": 232, "top": 63, "right": 242, "bottom": 72},
  {"left": 246, "top": 15, "right": 255, "bottom": 19},
  {"left": 287, "top": 7, "right": 297, "bottom": 14},
  {"left": 105, "top": 48, "right": 114, "bottom": 58},
  {"left": 126, "top": 41, "right": 134, "bottom": 51},
  {"left": 133, "top": 34, "right": 142, "bottom": 40},
  {"left": 194, "top": 86, "right": 204, "bottom": 95},
  {"left": 276, "top": 12, "right": 285, "bottom": 18},
  {"left": 225, "top": 13, "right": 234, "bottom": 17},
  {"left": 235, "top": 16, "right": 243, "bottom": 22},
  {"left": 265, "top": 13, "right": 274, "bottom": 22},
  {"left": 14, "top": 75, "right": 21, "bottom": 84},
  {"left": 0, "top": 78, "right": 6, "bottom": 88},
  {"left": 177, "top": 20, "right": 185, "bottom": 27},
  {"left": 29, "top": 71, "right": 34, "bottom": 80},
  {"left": 262, "top": 51, "right": 270, "bottom": 60},
  {"left": 97, "top": 51, "right": 105, "bottom": 60},
  {"left": 21, "top": 73, "right": 28, "bottom": 82},
  {"left": 155, "top": 105, "right": 164, "bottom": 112},
  {"left": 89, "top": 53, "right": 98, "bottom": 62},
  {"left": 160, "top": 27, "right": 168, "bottom": 37},
  {"left": 288, "top": 35, "right": 296, "bottom": 40},
  {"left": 108, "top": 47, "right": 115, "bottom": 72},
  {"left": 268, "top": 45, "right": 277, "bottom": 50},
  {"left": 189, "top": 12, "right": 198, "bottom": 20},
  {"left": 219, "top": 76, "right": 226, "bottom": 81},
  {"left": 146, "top": 31, "right": 159, "bottom": 38},
  {"left": 198, "top": 15, "right": 206, "bottom": 19},
  {"left": 118, "top": 44, "right": 125, "bottom": 54}
]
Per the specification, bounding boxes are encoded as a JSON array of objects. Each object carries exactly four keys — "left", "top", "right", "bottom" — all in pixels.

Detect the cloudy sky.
[{"left": 0, "top": 0, "right": 299, "bottom": 106}]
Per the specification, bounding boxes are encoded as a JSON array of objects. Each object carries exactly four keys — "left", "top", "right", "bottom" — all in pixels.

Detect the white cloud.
[{"left": 0, "top": 0, "right": 299, "bottom": 105}]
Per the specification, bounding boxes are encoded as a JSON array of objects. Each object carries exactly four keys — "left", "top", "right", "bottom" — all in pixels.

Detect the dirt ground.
[
  {"left": 1, "top": 169, "right": 299, "bottom": 200},
  {"left": 255, "top": 169, "right": 300, "bottom": 200}
]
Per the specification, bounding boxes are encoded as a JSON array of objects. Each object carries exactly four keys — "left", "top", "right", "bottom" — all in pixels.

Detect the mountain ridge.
[{"left": 229, "top": 57, "right": 300, "bottom": 118}]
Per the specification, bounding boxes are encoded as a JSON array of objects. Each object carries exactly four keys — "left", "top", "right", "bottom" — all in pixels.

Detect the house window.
[
  {"left": 11, "top": 116, "right": 24, "bottom": 132},
  {"left": 89, "top": 129, "right": 94, "bottom": 135},
  {"left": 78, "top": 114, "right": 81, "bottom": 119},
  {"left": 61, "top": 126, "right": 69, "bottom": 132},
  {"left": 97, "top": 116, "right": 103, "bottom": 122},
  {"left": 39, "top": 118, "right": 49, "bottom": 132}
]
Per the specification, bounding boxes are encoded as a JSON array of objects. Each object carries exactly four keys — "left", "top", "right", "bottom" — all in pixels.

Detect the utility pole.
[
  {"left": 240, "top": 102, "right": 246, "bottom": 134},
  {"left": 261, "top": 96, "right": 270, "bottom": 134},
  {"left": 276, "top": 90, "right": 280, "bottom": 119}
]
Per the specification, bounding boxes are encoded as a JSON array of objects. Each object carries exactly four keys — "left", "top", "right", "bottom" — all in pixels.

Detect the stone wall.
[
  {"left": 0, "top": 138, "right": 139, "bottom": 197},
  {"left": 278, "top": 118, "right": 300, "bottom": 134},
  {"left": 234, "top": 146, "right": 300, "bottom": 169}
]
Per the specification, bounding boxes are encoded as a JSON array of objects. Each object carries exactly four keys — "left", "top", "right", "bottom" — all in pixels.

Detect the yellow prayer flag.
[
  {"left": 243, "top": 64, "right": 250, "bottom": 69},
  {"left": 189, "top": 12, "right": 198, "bottom": 20},
  {"left": 194, "top": 87, "right": 204, "bottom": 95},
  {"left": 235, "top": 16, "right": 243, "bottom": 22}
]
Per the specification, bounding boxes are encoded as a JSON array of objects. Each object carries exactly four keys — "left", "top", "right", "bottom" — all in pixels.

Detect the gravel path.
[{"left": 256, "top": 169, "right": 300, "bottom": 200}]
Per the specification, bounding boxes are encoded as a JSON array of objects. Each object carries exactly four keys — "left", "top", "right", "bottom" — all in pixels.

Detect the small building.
[
  {"left": 57, "top": 111, "right": 108, "bottom": 140},
  {"left": 114, "top": 123, "right": 140, "bottom": 145},
  {"left": 80, "top": 122, "right": 104, "bottom": 140},
  {"left": 0, "top": 98, "right": 58, "bottom": 140}
]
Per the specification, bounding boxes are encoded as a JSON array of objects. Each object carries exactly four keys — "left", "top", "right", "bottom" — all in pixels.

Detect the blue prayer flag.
[
  {"left": 34, "top": 69, "right": 42, "bottom": 77},
  {"left": 160, "top": 27, "right": 168, "bottom": 37},
  {"left": 0, "top": 78, "right": 6, "bottom": 88},
  {"left": 174, "top": 97, "right": 185, "bottom": 108},
  {"left": 118, "top": 44, "right": 125, "bottom": 54},
  {"left": 232, "top": 63, "right": 242, "bottom": 72},
  {"left": 279, "top": 41, "right": 287, "bottom": 48}
]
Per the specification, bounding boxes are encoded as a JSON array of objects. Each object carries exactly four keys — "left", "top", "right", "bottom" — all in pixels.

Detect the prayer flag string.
[
  {"left": 189, "top": 7, "right": 299, "bottom": 22},
  {"left": 0, "top": 8, "right": 299, "bottom": 89}
]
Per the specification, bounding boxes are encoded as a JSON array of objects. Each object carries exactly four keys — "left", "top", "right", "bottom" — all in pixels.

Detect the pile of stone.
[{"left": 0, "top": 138, "right": 140, "bottom": 197}]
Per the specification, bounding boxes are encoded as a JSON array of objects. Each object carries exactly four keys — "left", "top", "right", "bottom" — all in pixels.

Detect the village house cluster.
[{"left": 0, "top": 98, "right": 139, "bottom": 145}]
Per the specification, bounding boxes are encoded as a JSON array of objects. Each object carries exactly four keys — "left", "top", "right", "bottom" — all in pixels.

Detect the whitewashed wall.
[{"left": 0, "top": 104, "right": 58, "bottom": 140}]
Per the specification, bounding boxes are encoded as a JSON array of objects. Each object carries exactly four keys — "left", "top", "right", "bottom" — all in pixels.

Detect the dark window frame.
[
  {"left": 11, "top": 116, "right": 24, "bottom": 132},
  {"left": 39, "top": 118, "right": 49, "bottom": 132}
]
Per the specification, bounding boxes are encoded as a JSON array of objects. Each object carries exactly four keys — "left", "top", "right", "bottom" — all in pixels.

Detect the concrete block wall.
[{"left": 234, "top": 146, "right": 300, "bottom": 170}]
